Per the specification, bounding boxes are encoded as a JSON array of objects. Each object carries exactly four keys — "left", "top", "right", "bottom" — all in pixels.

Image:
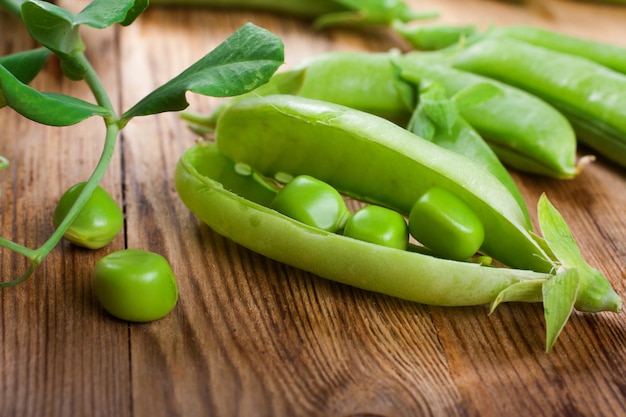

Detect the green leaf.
[
  {"left": 542, "top": 268, "right": 579, "bottom": 352},
  {"left": 489, "top": 280, "right": 545, "bottom": 313},
  {"left": 20, "top": 0, "right": 86, "bottom": 79},
  {"left": 537, "top": 194, "right": 622, "bottom": 313},
  {"left": 120, "top": 23, "right": 284, "bottom": 125},
  {"left": 19, "top": 0, "right": 149, "bottom": 79},
  {"left": 0, "top": 65, "right": 111, "bottom": 126},
  {"left": 0, "top": 48, "right": 51, "bottom": 84},
  {"left": 453, "top": 82, "right": 503, "bottom": 112},
  {"left": 0, "top": 48, "right": 51, "bottom": 107},
  {"left": 75, "top": 0, "right": 148, "bottom": 28}
]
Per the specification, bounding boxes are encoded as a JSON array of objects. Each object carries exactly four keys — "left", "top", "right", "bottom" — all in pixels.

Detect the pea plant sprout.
[{"left": 0, "top": 0, "right": 284, "bottom": 284}]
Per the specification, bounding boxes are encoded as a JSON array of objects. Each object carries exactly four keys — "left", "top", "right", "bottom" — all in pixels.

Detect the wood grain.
[{"left": 2, "top": 0, "right": 626, "bottom": 416}]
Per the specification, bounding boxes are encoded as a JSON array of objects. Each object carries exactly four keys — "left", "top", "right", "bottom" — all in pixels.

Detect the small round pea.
[
  {"left": 93, "top": 249, "right": 178, "bottom": 322},
  {"left": 53, "top": 182, "right": 123, "bottom": 249},
  {"left": 409, "top": 187, "right": 485, "bottom": 260},
  {"left": 270, "top": 175, "right": 350, "bottom": 232},
  {"left": 344, "top": 205, "right": 408, "bottom": 250}
]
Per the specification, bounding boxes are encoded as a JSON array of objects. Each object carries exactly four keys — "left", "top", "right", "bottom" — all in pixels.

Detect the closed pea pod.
[
  {"left": 445, "top": 36, "right": 626, "bottom": 168},
  {"left": 187, "top": 51, "right": 416, "bottom": 131},
  {"left": 149, "top": 0, "right": 436, "bottom": 28},
  {"left": 394, "top": 55, "right": 581, "bottom": 178},
  {"left": 487, "top": 25, "right": 626, "bottom": 75}
]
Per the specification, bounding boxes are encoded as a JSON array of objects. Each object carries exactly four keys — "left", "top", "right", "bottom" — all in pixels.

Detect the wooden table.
[{"left": 1, "top": 1, "right": 625, "bottom": 416}]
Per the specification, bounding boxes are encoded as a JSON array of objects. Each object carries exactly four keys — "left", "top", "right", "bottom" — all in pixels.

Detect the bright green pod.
[
  {"left": 270, "top": 175, "right": 350, "bottom": 232},
  {"left": 409, "top": 187, "right": 485, "bottom": 260},
  {"left": 393, "top": 22, "right": 477, "bottom": 51},
  {"left": 175, "top": 141, "right": 551, "bottom": 307},
  {"left": 192, "top": 51, "right": 416, "bottom": 130},
  {"left": 149, "top": 0, "right": 433, "bottom": 27},
  {"left": 53, "top": 182, "right": 123, "bottom": 249},
  {"left": 344, "top": 205, "right": 408, "bottom": 250},
  {"left": 214, "top": 95, "right": 554, "bottom": 273},
  {"left": 447, "top": 37, "right": 626, "bottom": 168},
  {"left": 288, "top": 52, "right": 416, "bottom": 125},
  {"left": 488, "top": 25, "right": 626, "bottom": 75},
  {"left": 395, "top": 56, "right": 581, "bottom": 178}
]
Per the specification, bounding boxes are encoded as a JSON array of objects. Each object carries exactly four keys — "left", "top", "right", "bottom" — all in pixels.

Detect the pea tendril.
[{"left": 0, "top": 0, "right": 284, "bottom": 286}]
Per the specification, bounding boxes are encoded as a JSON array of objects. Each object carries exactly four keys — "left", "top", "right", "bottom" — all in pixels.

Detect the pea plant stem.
[{"left": 0, "top": 50, "right": 120, "bottom": 287}]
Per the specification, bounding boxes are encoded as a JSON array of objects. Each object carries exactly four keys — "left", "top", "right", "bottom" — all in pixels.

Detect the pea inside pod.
[
  {"left": 214, "top": 94, "right": 554, "bottom": 273},
  {"left": 409, "top": 187, "right": 485, "bottom": 260},
  {"left": 344, "top": 205, "right": 409, "bottom": 250},
  {"left": 270, "top": 174, "right": 350, "bottom": 232}
]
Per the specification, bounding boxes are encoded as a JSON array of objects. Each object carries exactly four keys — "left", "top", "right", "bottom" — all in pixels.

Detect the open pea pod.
[
  {"left": 176, "top": 141, "right": 551, "bottom": 307},
  {"left": 212, "top": 95, "right": 553, "bottom": 272},
  {"left": 175, "top": 96, "right": 622, "bottom": 350}
]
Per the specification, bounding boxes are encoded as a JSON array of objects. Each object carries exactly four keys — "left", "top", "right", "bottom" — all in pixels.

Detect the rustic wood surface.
[{"left": 1, "top": 0, "right": 626, "bottom": 416}]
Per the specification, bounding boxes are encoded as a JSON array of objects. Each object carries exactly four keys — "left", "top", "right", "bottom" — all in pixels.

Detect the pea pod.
[
  {"left": 186, "top": 51, "right": 415, "bottom": 131},
  {"left": 487, "top": 25, "right": 626, "bottom": 74},
  {"left": 444, "top": 36, "right": 626, "bottom": 168},
  {"left": 191, "top": 50, "right": 581, "bottom": 178},
  {"left": 175, "top": 96, "right": 621, "bottom": 350},
  {"left": 407, "top": 80, "right": 530, "bottom": 223},
  {"left": 176, "top": 141, "right": 551, "bottom": 308},
  {"left": 149, "top": 0, "right": 436, "bottom": 28},
  {"left": 393, "top": 22, "right": 476, "bottom": 51},
  {"left": 394, "top": 55, "right": 582, "bottom": 178},
  {"left": 213, "top": 95, "right": 553, "bottom": 272}
]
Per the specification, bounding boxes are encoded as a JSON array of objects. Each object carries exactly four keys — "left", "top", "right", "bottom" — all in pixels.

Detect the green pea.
[
  {"left": 52, "top": 182, "right": 123, "bottom": 249},
  {"left": 270, "top": 175, "right": 350, "bottom": 232},
  {"left": 344, "top": 205, "right": 408, "bottom": 250},
  {"left": 93, "top": 249, "right": 178, "bottom": 322},
  {"left": 409, "top": 187, "right": 485, "bottom": 260}
]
